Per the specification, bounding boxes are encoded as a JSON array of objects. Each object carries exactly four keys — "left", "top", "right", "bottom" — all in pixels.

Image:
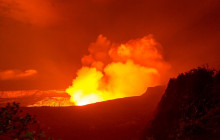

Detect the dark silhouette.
[
  {"left": 0, "top": 102, "right": 45, "bottom": 140},
  {"left": 1, "top": 67, "right": 219, "bottom": 139},
  {"left": 20, "top": 86, "right": 165, "bottom": 140},
  {"left": 144, "top": 67, "right": 220, "bottom": 140}
]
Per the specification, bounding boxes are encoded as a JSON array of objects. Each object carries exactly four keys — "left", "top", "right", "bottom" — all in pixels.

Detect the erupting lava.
[{"left": 66, "top": 35, "right": 170, "bottom": 106}]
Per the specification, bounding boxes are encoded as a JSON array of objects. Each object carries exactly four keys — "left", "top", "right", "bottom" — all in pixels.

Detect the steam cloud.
[{"left": 66, "top": 35, "right": 170, "bottom": 105}]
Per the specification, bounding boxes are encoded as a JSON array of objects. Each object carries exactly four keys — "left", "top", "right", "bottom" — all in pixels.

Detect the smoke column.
[{"left": 66, "top": 34, "right": 170, "bottom": 106}]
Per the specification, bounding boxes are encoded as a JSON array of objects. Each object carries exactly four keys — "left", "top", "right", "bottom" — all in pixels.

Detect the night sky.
[{"left": 0, "top": 0, "right": 220, "bottom": 90}]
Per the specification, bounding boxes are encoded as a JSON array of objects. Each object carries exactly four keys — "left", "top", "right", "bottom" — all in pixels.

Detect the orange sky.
[{"left": 0, "top": 0, "right": 220, "bottom": 90}]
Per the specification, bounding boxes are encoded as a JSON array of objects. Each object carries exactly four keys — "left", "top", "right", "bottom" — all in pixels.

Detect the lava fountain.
[{"left": 66, "top": 34, "right": 170, "bottom": 106}]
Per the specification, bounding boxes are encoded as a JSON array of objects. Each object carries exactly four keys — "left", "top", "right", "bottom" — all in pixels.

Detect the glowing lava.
[{"left": 66, "top": 35, "right": 170, "bottom": 106}]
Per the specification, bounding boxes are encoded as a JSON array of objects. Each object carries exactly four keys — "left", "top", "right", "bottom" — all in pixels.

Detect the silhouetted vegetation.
[
  {"left": 144, "top": 67, "right": 220, "bottom": 140},
  {"left": 0, "top": 102, "right": 45, "bottom": 140}
]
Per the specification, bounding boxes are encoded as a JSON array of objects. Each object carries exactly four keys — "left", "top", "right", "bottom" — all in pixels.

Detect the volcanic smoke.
[{"left": 66, "top": 35, "right": 170, "bottom": 106}]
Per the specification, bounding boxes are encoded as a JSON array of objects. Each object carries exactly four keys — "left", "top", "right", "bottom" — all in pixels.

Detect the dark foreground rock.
[
  {"left": 22, "top": 86, "right": 165, "bottom": 140},
  {"left": 144, "top": 68, "right": 220, "bottom": 140}
]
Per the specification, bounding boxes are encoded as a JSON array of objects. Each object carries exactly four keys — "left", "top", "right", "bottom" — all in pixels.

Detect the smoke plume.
[{"left": 66, "top": 34, "right": 170, "bottom": 105}]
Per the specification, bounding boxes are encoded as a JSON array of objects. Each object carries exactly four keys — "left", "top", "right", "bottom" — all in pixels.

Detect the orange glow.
[
  {"left": 66, "top": 35, "right": 170, "bottom": 106},
  {"left": 66, "top": 68, "right": 104, "bottom": 106},
  {"left": 0, "top": 90, "right": 74, "bottom": 107},
  {"left": 0, "top": 0, "right": 57, "bottom": 26},
  {"left": 28, "top": 97, "right": 74, "bottom": 107},
  {"left": 0, "top": 69, "right": 37, "bottom": 80}
]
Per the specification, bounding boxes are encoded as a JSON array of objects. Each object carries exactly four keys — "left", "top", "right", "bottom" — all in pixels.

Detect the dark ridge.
[
  {"left": 21, "top": 86, "right": 165, "bottom": 140},
  {"left": 144, "top": 67, "right": 220, "bottom": 140}
]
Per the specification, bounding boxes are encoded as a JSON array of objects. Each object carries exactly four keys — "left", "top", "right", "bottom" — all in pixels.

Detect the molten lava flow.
[
  {"left": 0, "top": 90, "right": 74, "bottom": 107},
  {"left": 66, "top": 35, "right": 170, "bottom": 106}
]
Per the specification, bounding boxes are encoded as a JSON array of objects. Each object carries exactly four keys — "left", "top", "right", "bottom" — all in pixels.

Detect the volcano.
[{"left": 18, "top": 86, "right": 165, "bottom": 140}]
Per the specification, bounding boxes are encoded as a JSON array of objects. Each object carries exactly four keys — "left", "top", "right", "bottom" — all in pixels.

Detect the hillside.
[
  {"left": 144, "top": 68, "right": 220, "bottom": 140},
  {"left": 22, "top": 86, "right": 165, "bottom": 140}
]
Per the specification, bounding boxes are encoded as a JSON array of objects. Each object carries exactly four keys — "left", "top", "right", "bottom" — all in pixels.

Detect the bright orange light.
[
  {"left": 66, "top": 35, "right": 170, "bottom": 106},
  {"left": 0, "top": 90, "right": 74, "bottom": 107},
  {"left": 66, "top": 68, "right": 105, "bottom": 106}
]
